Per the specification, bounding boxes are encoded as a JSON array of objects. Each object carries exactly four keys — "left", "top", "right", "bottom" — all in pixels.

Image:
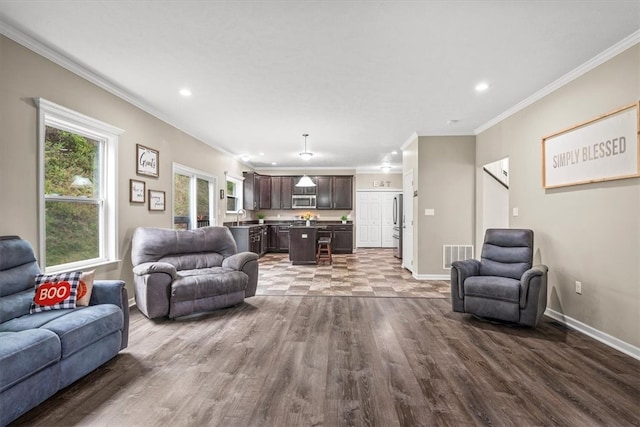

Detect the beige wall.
[
  {"left": 476, "top": 44, "right": 640, "bottom": 346},
  {"left": 0, "top": 36, "right": 247, "bottom": 297},
  {"left": 417, "top": 136, "right": 476, "bottom": 275}
]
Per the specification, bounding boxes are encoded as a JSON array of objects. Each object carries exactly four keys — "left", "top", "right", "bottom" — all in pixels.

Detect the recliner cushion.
[
  {"left": 0, "top": 305, "right": 123, "bottom": 358},
  {"left": 0, "top": 330, "right": 60, "bottom": 393},
  {"left": 479, "top": 229, "right": 533, "bottom": 280},
  {"left": 464, "top": 276, "right": 520, "bottom": 303},
  {"left": 171, "top": 268, "right": 248, "bottom": 302}
]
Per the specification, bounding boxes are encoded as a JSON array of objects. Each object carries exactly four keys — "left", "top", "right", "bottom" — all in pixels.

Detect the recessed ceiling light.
[
  {"left": 271, "top": 162, "right": 277, "bottom": 166},
  {"left": 391, "top": 151, "right": 398, "bottom": 155},
  {"left": 179, "top": 88, "right": 192, "bottom": 97},
  {"left": 447, "top": 119, "right": 460, "bottom": 125},
  {"left": 381, "top": 165, "right": 391, "bottom": 173},
  {"left": 240, "top": 154, "right": 250, "bottom": 162},
  {"left": 475, "top": 82, "right": 489, "bottom": 92},
  {"left": 259, "top": 152, "right": 265, "bottom": 156}
]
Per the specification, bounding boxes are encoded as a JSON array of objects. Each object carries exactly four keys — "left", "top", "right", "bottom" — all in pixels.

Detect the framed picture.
[
  {"left": 136, "top": 144, "right": 159, "bottom": 177},
  {"left": 542, "top": 102, "right": 639, "bottom": 189},
  {"left": 148, "top": 190, "right": 166, "bottom": 211},
  {"left": 129, "top": 179, "right": 145, "bottom": 203}
]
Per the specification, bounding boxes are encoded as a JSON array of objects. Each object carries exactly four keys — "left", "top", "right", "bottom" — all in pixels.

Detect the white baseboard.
[
  {"left": 128, "top": 297, "right": 136, "bottom": 308},
  {"left": 545, "top": 308, "right": 640, "bottom": 361},
  {"left": 413, "top": 273, "right": 450, "bottom": 280}
]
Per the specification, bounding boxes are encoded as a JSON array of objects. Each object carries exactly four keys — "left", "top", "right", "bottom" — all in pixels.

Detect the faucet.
[{"left": 236, "top": 208, "right": 246, "bottom": 226}]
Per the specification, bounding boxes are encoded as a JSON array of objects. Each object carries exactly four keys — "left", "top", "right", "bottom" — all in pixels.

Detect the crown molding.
[
  {"left": 475, "top": 30, "right": 640, "bottom": 135},
  {"left": 400, "top": 132, "right": 418, "bottom": 151}
]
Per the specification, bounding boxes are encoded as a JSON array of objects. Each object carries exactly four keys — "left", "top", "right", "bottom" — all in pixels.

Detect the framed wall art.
[
  {"left": 542, "top": 102, "right": 639, "bottom": 189},
  {"left": 136, "top": 144, "right": 159, "bottom": 177},
  {"left": 129, "top": 179, "right": 145, "bottom": 203},
  {"left": 148, "top": 190, "right": 166, "bottom": 211}
]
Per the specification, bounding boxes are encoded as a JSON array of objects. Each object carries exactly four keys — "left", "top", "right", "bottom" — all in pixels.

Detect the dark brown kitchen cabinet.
[
  {"left": 270, "top": 176, "right": 293, "bottom": 210},
  {"left": 258, "top": 175, "right": 271, "bottom": 209},
  {"left": 333, "top": 176, "right": 353, "bottom": 209},
  {"left": 243, "top": 172, "right": 271, "bottom": 210},
  {"left": 267, "top": 225, "right": 290, "bottom": 252},
  {"left": 315, "top": 176, "right": 333, "bottom": 209},
  {"left": 331, "top": 224, "right": 353, "bottom": 254},
  {"left": 280, "top": 177, "right": 293, "bottom": 209},
  {"left": 315, "top": 176, "right": 353, "bottom": 210}
]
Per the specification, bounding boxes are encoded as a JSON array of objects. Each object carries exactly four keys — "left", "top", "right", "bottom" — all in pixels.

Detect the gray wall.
[
  {"left": 475, "top": 44, "right": 639, "bottom": 346},
  {"left": 0, "top": 36, "right": 248, "bottom": 297}
]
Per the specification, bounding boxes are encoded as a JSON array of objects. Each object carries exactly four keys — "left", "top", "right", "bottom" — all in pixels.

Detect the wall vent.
[{"left": 443, "top": 245, "right": 474, "bottom": 269}]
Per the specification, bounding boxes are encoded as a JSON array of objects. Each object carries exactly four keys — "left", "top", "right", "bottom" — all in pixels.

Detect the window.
[
  {"left": 36, "top": 98, "right": 122, "bottom": 272},
  {"left": 173, "top": 164, "right": 217, "bottom": 229},
  {"left": 226, "top": 175, "right": 243, "bottom": 213}
]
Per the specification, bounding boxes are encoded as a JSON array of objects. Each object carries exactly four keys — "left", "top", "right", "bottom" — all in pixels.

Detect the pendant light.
[
  {"left": 295, "top": 175, "right": 316, "bottom": 187},
  {"left": 296, "top": 133, "right": 316, "bottom": 187},
  {"left": 299, "top": 133, "right": 313, "bottom": 161}
]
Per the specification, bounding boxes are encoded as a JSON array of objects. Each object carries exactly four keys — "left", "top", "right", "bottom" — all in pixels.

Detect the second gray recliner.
[{"left": 131, "top": 226, "right": 258, "bottom": 319}]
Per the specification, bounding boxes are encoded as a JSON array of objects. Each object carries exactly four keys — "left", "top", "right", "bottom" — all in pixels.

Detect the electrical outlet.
[{"left": 575, "top": 281, "right": 582, "bottom": 295}]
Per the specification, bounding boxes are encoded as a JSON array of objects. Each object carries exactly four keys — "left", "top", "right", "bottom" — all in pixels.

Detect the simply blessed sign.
[{"left": 542, "top": 102, "right": 639, "bottom": 189}]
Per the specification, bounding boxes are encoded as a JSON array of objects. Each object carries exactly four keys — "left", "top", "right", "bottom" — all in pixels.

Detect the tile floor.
[{"left": 257, "top": 248, "right": 451, "bottom": 298}]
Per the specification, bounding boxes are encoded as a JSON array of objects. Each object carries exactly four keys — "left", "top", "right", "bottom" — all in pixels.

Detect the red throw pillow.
[{"left": 30, "top": 271, "right": 82, "bottom": 313}]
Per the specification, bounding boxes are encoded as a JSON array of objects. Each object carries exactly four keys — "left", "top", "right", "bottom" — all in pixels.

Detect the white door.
[
  {"left": 403, "top": 170, "right": 414, "bottom": 272},
  {"left": 356, "top": 192, "right": 382, "bottom": 247},
  {"left": 380, "top": 192, "right": 395, "bottom": 247}
]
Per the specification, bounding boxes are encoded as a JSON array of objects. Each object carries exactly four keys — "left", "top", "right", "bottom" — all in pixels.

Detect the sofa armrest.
[
  {"left": 223, "top": 252, "right": 259, "bottom": 297},
  {"left": 450, "top": 259, "right": 481, "bottom": 312},
  {"left": 222, "top": 252, "right": 258, "bottom": 271},
  {"left": 90, "top": 280, "right": 129, "bottom": 349},
  {"left": 132, "top": 261, "right": 177, "bottom": 278}
]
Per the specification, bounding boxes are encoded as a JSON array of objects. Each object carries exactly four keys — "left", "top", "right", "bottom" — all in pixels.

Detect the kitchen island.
[{"left": 288, "top": 225, "right": 331, "bottom": 265}]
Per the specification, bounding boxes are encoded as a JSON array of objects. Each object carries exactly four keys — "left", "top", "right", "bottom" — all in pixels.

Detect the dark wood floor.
[{"left": 12, "top": 296, "right": 639, "bottom": 426}]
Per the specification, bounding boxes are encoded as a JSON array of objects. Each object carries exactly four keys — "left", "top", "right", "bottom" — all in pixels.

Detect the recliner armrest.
[
  {"left": 519, "top": 264, "right": 548, "bottom": 309},
  {"left": 451, "top": 259, "right": 481, "bottom": 298},
  {"left": 223, "top": 252, "right": 259, "bottom": 297},
  {"left": 132, "top": 261, "right": 177, "bottom": 279},
  {"left": 222, "top": 252, "right": 259, "bottom": 271}
]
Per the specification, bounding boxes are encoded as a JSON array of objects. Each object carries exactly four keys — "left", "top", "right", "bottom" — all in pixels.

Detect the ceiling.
[{"left": 1, "top": 1, "right": 638, "bottom": 172}]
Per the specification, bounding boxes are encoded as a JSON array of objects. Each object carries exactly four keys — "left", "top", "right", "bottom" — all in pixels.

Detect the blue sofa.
[{"left": 0, "top": 236, "right": 129, "bottom": 426}]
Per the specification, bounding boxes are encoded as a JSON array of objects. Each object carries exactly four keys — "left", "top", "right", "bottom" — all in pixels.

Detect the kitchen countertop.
[{"left": 224, "top": 220, "right": 352, "bottom": 227}]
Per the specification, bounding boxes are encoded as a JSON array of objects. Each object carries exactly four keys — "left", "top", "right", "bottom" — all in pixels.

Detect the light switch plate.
[
  {"left": 513, "top": 207, "right": 519, "bottom": 217},
  {"left": 424, "top": 209, "right": 435, "bottom": 216}
]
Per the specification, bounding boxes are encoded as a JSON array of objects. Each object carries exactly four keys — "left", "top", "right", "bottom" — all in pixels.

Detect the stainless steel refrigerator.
[{"left": 393, "top": 193, "right": 403, "bottom": 259}]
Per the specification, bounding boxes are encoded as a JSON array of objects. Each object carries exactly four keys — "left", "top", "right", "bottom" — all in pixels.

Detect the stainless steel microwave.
[{"left": 292, "top": 195, "right": 316, "bottom": 209}]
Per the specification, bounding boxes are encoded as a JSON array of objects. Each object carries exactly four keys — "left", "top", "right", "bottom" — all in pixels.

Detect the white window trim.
[
  {"left": 225, "top": 173, "right": 244, "bottom": 214},
  {"left": 172, "top": 163, "right": 217, "bottom": 228},
  {"left": 36, "top": 98, "right": 123, "bottom": 273}
]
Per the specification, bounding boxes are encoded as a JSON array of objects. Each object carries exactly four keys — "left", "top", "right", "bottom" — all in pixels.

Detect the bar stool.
[{"left": 316, "top": 237, "right": 332, "bottom": 265}]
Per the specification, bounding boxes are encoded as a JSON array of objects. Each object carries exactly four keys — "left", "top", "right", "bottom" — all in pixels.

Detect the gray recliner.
[
  {"left": 450, "top": 229, "right": 548, "bottom": 327},
  {"left": 131, "top": 226, "right": 258, "bottom": 319}
]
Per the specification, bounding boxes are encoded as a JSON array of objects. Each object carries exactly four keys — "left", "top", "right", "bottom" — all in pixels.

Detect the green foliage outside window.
[{"left": 44, "top": 127, "right": 101, "bottom": 267}]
